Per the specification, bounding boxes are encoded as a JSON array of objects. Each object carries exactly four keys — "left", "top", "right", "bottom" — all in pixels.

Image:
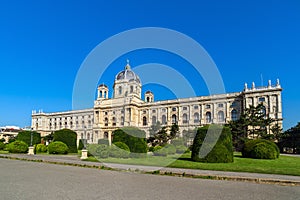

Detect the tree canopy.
[{"left": 228, "top": 103, "right": 279, "bottom": 151}]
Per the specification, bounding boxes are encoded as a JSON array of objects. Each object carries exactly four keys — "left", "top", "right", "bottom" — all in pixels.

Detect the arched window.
[
  {"left": 104, "top": 117, "right": 108, "bottom": 126},
  {"left": 162, "top": 115, "right": 167, "bottom": 125},
  {"left": 218, "top": 111, "right": 225, "bottom": 122},
  {"left": 146, "top": 97, "right": 150, "bottom": 102},
  {"left": 194, "top": 112, "right": 200, "bottom": 123},
  {"left": 121, "top": 116, "right": 124, "bottom": 126},
  {"left": 172, "top": 114, "right": 177, "bottom": 124},
  {"left": 152, "top": 116, "right": 157, "bottom": 125},
  {"left": 104, "top": 132, "right": 108, "bottom": 139},
  {"left": 87, "top": 133, "right": 90, "bottom": 141},
  {"left": 99, "top": 91, "right": 103, "bottom": 98},
  {"left": 118, "top": 86, "right": 122, "bottom": 95},
  {"left": 231, "top": 109, "right": 238, "bottom": 121},
  {"left": 206, "top": 112, "right": 212, "bottom": 123},
  {"left": 182, "top": 113, "right": 188, "bottom": 124},
  {"left": 143, "top": 116, "right": 147, "bottom": 126},
  {"left": 112, "top": 117, "right": 116, "bottom": 126},
  {"left": 81, "top": 133, "right": 83, "bottom": 139}
]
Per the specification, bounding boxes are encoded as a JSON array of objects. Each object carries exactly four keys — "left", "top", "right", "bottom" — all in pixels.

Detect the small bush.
[
  {"left": 36, "top": 144, "right": 47, "bottom": 153},
  {"left": 6, "top": 140, "right": 28, "bottom": 153},
  {"left": 98, "top": 139, "right": 109, "bottom": 146},
  {"left": 88, "top": 144, "right": 110, "bottom": 159},
  {"left": 109, "top": 144, "right": 130, "bottom": 158},
  {"left": 48, "top": 141, "right": 68, "bottom": 154},
  {"left": 153, "top": 146, "right": 168, "bottom": 156},
  {"left": 0, "top": 142, "right": 5, "bottom": 150},
  {"left": 148, "top": 146, "right": 155, "bottom": 152},
  {"left": 242, "top": 139, "right": 280, "bottom": 159}
]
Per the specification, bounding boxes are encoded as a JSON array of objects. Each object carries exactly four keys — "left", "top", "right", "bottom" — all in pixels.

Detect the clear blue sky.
[{"left": 0, "top": 0, "right": 299, "bottom": 130}]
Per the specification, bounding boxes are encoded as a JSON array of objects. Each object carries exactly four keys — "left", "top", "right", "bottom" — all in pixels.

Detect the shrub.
[
  {"left": 242, "top": 139, "right": 280, "bottom": 159},
  {"left": 112, "top": 127, "right": 147, "bottom": 154},
  {"left": 48, "top": 141, "right": 69, "bottom": 154},
  {"left": 36, "top": 144, "right": 47, "bottom": 153},
  {"left": 0, "top": 142, "right": 5, "bottom": 150},
  {"left": 191, "top": 125, "right": 234, "bottom": 163},
  {"left": 87, "top": 144, "right": 110, "bottom": 158},
  {"left": 114, "top": 142, "right": 130, "bottom": 152},
  {"left": 53, "top": 129, "right": 77, "bottom": 153},
  {"left": 16, "top": 131, "right": 41, "bottom": 146},
  {"left": 148, "top": 146, "right": 155, "bottom": 152},
  {"left": 6, "top": 140, "right": 28, "bottom": 153},
  {"left": 153, "top": 146, "right": 167, "bottom": 156},
  {"left": 98, "top": 139, "right": 109, "bottom": 146},
  {"left": 109, "top": 144, "right": 130, "bottom": 158}
]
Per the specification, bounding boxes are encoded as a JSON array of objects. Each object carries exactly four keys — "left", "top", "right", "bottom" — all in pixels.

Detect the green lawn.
[{"left": 85, "top": 153, "right": 300, "bottom": 176}]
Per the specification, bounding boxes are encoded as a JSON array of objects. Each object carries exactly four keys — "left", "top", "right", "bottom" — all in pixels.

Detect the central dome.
[{"left": 115, "top": 61, "right": 141, "bottom": 83}]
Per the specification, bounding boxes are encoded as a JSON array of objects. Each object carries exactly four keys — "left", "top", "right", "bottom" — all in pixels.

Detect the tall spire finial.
[{"left": 125, "top": 59, "right": 130, "bottom": 70}]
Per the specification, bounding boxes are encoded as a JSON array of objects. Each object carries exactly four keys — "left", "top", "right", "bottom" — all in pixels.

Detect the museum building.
[{"left": 32, "top": 62, "right": 283, "bottom": 145}]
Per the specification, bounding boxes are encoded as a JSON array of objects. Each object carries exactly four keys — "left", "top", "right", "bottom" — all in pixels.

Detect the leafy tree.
[
  {"left": 229, "top": 103, "right": 276, "bottom": 151},
  {"left": 278, "top": 122, "right": 300, "bottom": 154},
  {"left": 149, "top": 121, "right": 161, "bottom": 137},
  {"left": 16, "top": 131, "right": 41, "bottom": 146},
  {"left": 147, "top": 124, "right": 179, "bottom": 147},
  {"left": 53, "top": 129, "right": 77, "bottom": 153}
]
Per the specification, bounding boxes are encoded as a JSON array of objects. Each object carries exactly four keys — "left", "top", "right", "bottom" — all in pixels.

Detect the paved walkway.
[{"left": 0, "top": 153, "right": 299, "bottom": 186}]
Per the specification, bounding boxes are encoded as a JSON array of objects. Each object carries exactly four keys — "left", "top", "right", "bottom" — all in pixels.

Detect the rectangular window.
[
  {"left": 218, "top": 103, "right": 223, "bottom": 108},
  {"left": 183, "top": 107, "right": 187, "bottom": 111},
  {"left": 194, "top": 105, "right": 199, "bottom": 110},
  {"left": 206, "top": 105, "right": 211, "bottom": 109},
  {"left": 259, "top": 97, "right": 265, "bottom": 102}
]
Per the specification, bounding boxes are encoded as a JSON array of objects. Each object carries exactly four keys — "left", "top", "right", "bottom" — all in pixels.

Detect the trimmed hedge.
[
  {"left": 87, "top": 144, "right": 110, "bottom": 158},
  {"left": 109, "top": 144, "right": 130, "bottom": 158},
  {"left": 36, "top": 144, "right": 47, "bottom": 153},
  {"left": 0, "top": 142, "right": 5, "bottom": 150},
  {"left": 6, "top": 140, "right": 28, "bottom": 153},
  {"left": 53, "top": 129, "right": 77, "bottom": 153},
  {"left": 112, "top": 127, "right": 147, "bottom": 154},
  {"left": 242, "top": 139, "right": 280, "bottom": 159},
  {"left": 16, "top": 131, "right": 41, "bottom": 146},
  {"left": 48, "top": 141, "right": 69, "bottom": 154},
  {"left": 191, "top": 125, "right": 234, "bottom": 163}
]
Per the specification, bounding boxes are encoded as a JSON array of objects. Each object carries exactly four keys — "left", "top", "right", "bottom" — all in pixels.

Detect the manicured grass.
[
  {"left": 0, "top": 150, "right": 9, "bottom": 154},
  {"left": 85, "top": 152, "right": 300, "bottom": 176}
]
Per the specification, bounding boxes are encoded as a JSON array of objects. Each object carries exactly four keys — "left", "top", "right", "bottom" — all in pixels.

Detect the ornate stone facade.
[{"left": 32, "top": 62, "right": 283, "bottom": 145}]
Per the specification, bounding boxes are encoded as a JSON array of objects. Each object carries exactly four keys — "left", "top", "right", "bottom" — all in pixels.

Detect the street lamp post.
[
  {"left": 28, "top": 128, "right": 34, "bottom": 155},
  {"left": 81, "top": 126, "right": 88, "bottom": 159}
]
